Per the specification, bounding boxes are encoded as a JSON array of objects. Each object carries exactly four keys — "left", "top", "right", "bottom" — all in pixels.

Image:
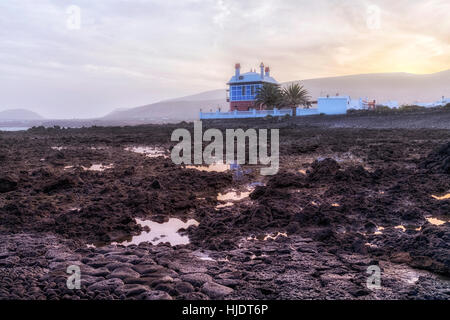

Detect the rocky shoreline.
[{"left": 0, "top": 115, "right": 449, "bottom": 299}]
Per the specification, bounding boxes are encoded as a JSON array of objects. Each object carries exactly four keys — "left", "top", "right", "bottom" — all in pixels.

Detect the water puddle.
[
  {"left": 216, "top": 202, "right": 234, "bottom": 209},
  {"left": 395, "top": 225, "right": 406, "bottom": 232},
  {"left": 331, "top": 203, "right": 340, "bottom": 207},
  {"left": 382, "top": 262, "right": 426, "bottom": 285},
  {"left": 192, "top": 250, "right": 215, "bottom": 262},
  {"left": 114, "top": 218, "right": 199, "bottom": 246},
  {"left": 125, "top": 146, "right": 168, "bottom": 158},
  {"left": 215, "top": 184, "right": 256, "bottom": 209},
  {"left": 426, "top": 217, "right": 448, "bottom": 226},
  {"left": 374, "top": 226, "right": 384, "bottom": 235},
  {"left": 431, "top": 193, "right": 450, "bottom": 200},
  {"left": 51, "top": 146, "right": 66, "bottom": 151},
  {"left": 186, "top": 162, "right": 230, "bottom": 172},
  {"left": 246, "top": 232, "right": 288, "bottom": 241},
  {"left": 217, "top": 189, "right": 252, "bottom": 202},
  {"left": 82, "top": 164, "right": 114, "bottom": 171}
]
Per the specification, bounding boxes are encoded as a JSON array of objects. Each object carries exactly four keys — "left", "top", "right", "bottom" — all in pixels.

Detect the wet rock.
[
  {"left": 0, "top": 255, "right": 20, "bottom": 267},
  {"left": 179, "top": 292, "right": 210, "bottom": 300},
  {"left": 175, "top": 281, "right": 195, "bottom": 294},
  {"left": 84, "top": 267, "right": 110, "bottom": 277},
  {"left": 139, "top": 290, "right": 172, "bottom": 300},
  {"left": 154, "top": 283, "right": 178, "bottom": 296},
  {"left": 201, "top": 281, "right": 234, "bottom": 299},
  {"left": 88, "top": 278, "right": 124, "bottom": 292},
  {"left": 148, "top": 276, "right": 174, "bottom": 287},
  {"left": 131, "top": 264, "right": 163, "bottom": 275},
  {"left": 181, "top": 273, "right": 213, "bottom": 287},
  {"left": 105, "top": 262, "right": 134, "bottom": 271},
  {"left": 390, "top": 252, "right": 412, "bottom": 264},
  {"left": 123, "top": 284, "right": 150, "bottom": 297},
  {"left": 106, "top": 267, "right": 140, "bottom": 280}
]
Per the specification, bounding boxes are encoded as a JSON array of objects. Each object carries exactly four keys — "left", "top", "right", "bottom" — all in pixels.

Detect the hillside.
[
  {"left": 0, "top": 109, "right": 44, "bottom": 121},
  {"left": 102, "top": 70, "right": 450, "bottom": 122}
]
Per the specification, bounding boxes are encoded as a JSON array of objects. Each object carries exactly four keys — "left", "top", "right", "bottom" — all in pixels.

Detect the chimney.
[
  {"left": 260, "top": 62, "right": 264, "bottom": 79},
  {"left": 235, "top": 63, "right": 240, "bottom": 77},
  {"left": 265, "top": 66, "right": 270, "bottom": 77}
]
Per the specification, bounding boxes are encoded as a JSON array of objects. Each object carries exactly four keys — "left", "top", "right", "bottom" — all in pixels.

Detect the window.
[
  {"left": 251, "top": 85, "right": 255, "bottom": 95},
  {"left": 242, "top": 86, "right": 245, "bottom": 96}
]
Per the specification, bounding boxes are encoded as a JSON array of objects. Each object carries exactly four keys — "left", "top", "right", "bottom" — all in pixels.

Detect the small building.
[
  {"left": 227, "top": 62, "right": 279, "bottom": 111},
  {"left": 317, "top": 96, "right": 349, "bottom": 115},
  {"left": 417, "top": 96, "right": 450, "bottom": 108}
]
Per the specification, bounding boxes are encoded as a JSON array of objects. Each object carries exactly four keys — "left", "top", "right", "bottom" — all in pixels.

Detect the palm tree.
[
  {"left": 282, "top": 82, "right": 310, "bottom": 116},
  {"left": 254, "top": 83, "right": 283, "bottom": 110}
]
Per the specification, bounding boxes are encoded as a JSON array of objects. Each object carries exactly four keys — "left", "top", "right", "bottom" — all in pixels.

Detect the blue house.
[{"left": 227, "top": 62, "right": 279, "bottom": 111}]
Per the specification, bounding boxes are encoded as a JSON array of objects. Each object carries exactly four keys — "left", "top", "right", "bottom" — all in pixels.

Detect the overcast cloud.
[{"left": 0, "top": 0, "right": 449, "bottom": 118}]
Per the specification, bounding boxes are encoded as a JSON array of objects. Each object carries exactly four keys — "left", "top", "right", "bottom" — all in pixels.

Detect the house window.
[
  {"left": 251, "top": 85, "right": 255, "bottom": 95},
  {"left": 242, "top": 86, "right": 245, "bottom": 96}
]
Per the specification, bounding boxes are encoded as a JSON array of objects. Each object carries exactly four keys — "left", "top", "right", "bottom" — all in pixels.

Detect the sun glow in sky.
[{"left": 0, "top": 0, "right": 449, "bottom": 118}]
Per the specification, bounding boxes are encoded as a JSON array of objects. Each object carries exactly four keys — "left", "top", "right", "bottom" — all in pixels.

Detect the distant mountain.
[
  {"left": 102, "top": 99, "right": 227, "bottom": 122},
  {"left": 102, "top": 70, "right": 450, "bottom": 122},
  {"left": 0, "top": 109, "right": 44, "bottom": 121}
]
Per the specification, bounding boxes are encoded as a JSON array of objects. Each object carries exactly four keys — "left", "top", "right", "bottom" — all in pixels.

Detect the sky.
[{"left": 0, "top": 0, "right": 449, "bottom": 118}]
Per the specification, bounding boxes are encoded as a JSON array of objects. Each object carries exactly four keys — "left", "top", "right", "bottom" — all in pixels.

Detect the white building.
[{"left": 417, "top": 96, "right": 450, "bottom": 108}]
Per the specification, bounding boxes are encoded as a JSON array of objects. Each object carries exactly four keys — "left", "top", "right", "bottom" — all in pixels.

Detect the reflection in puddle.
[
  {"left": 51, "top": 146, "right": 66, "bottom": 151},
  {"left": 115, "top": 218, "right": 199, "bottom": 246},
  {"left": 125, "top": 146, "right": 168, "bottom": 158},
  {"left": 192, "top": 250, "right": 215, "bottom": 262},
  {"left": 246, "top": 232, "right": 288, "bottom": 241},
  {"left": 382, "top": 263, "right": 426, "bottom": 285},
  {"left": 374, "top": 226, "right": 385, "bottom": 235},
  {"left": 82, "top": 164, "right": 114, "bottom": 171},
  {"left": 431, "top": 193, "right": 450, "bottom": 200},
  {"left": 426, "top": 217, "right": 447, "bottom": 226},
  {"left": 331, "top": 203, "right": 340, "bottom": 207},
  {"left": 186, "top": 162, "right": 230, "bottom": 172},
  {"left": 395, "top": 225, "right": 406, "bottom": 232},
  {"left": 217, "top": 190, "right": 252, "bottom": 202},
  {"left": 432, "top": 193, "right": 450, "bottom": 200},
  {"left": 216, "top": 202, "right": 234, "bottom": 209}
]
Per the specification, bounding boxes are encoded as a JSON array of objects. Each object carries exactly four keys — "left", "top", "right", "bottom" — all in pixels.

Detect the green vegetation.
[
  {"left": 254, "top": 84, "right": 283, "bottom": 110},
  {"left": 347, "top": 103, "right": 450, "bottom": 115},
  {"left": 254, "top": 82, "right": 310, "bottom": 116}
]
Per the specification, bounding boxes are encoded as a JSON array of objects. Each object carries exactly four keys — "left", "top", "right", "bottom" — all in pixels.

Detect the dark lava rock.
[
  {"left": 201, "top": 281, "right": 234, "bottom": 299},
  {"left": 175, "top": 281, "right": 195, "bottom": 294},
  {"left": 0, "top": 175, "right": 18, "bottom": 193},
  {"left": 42, "top": 177, "right": 74, "bottom": 194},
  {"left": 420, "top": 142, "right": 450, "bottom": 174},
  {"left": 181, "top": 273, "right": 213, "bottom": 287},
  {"left": 309, "top": 158, "right": 341, "bottom": 181},
  {"left": 87, "top": 278, "right": 124, "bottom": 292},
  {"left": 151, "top": 179, "right": 162, "bottom": 189}
]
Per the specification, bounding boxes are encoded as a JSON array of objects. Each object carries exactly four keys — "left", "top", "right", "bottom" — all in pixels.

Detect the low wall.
[{"left": 200, "top": 108, "right": 293, "bottom": 119}]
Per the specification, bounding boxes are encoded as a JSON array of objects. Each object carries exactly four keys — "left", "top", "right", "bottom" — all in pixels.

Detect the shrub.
[{"left": 399, "top": 105, "right": 425, "bottom": 112}]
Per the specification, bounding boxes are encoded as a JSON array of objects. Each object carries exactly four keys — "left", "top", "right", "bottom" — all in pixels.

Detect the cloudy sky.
[{"left": 1, "top": 0, "right": 449, "bottom": 118}]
